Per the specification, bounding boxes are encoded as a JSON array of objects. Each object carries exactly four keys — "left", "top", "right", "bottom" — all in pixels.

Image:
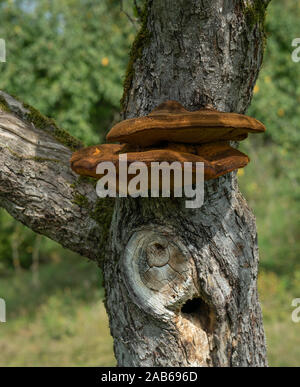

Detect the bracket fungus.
[
  {"left": 106, "top": 100, "right": 265, "bottom": 147},
  {"left": 71, "top": 142, "right": 249, "bottom": 183},
  {"left": 70, "top": 100, "right": 265, "bottom": 189}
]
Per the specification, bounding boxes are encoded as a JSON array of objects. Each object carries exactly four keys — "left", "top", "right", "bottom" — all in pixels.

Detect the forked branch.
[{"left": 0, "top": 91, "right": 113, "bottom": 263}]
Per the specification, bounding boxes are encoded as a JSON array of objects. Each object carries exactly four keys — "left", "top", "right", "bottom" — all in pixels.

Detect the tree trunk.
[
  {"left": 0, "top": 0, "right": 271, "bottom": 368},
  {"left": 103, "top": 0, "right": 270, "bottom": 367}
]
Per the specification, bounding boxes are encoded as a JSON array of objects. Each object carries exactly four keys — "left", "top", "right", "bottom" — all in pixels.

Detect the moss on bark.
[
  {"left": 0, "top": 95, "right": 10, "bottom": 112},
  {"left": 120, "top": 1, "right": 151, "bottom": 112},
  {"left": 0, "top": 92, "right": 83, "bottom": 152},
  {"left": 23, "top": 103, "right": 83, "bottom": 152},
  {"left": 244, "top": 0, "right": 267, "bottom": 31}
]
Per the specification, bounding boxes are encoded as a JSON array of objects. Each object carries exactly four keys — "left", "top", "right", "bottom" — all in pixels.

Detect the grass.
[
  {"left": 264, "top": 321, "right": 300, "bottom": 367},
  {"left": 258, "top": 271, "right": 300, "bottom": 367},
  {"left": 0, "top": 255, "right": 299, "bottom": 366},
  {"left": 0, "top": 253, "right": 115, "bottom": 367}
]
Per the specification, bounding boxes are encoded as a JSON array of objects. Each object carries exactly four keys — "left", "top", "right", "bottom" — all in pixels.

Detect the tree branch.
[
  {"left": 120, "top": 0, "right": 139, "bottom": 30},
  {"left": 0, "top": 91, "right": 113, "bottom": 263},
  {"left": 134, "top": 0, "right": 142, "bottom": 18}
]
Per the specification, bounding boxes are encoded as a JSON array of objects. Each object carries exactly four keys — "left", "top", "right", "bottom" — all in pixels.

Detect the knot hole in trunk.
[{"left": 181, "top": 297, "right": 214, "bottom": 334}]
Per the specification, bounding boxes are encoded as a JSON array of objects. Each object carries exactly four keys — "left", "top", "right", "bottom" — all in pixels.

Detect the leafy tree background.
[{"left": 0, "top": 0, "right": 299, "bottom": 366}]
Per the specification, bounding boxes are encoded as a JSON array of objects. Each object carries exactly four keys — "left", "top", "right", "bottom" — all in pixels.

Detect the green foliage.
[
  {"left": 0, "top": 210, "right": 62, "bottom": 272},
  {"left": 242, "top": 0, "right": 300, "bottom": 281},
  {"left": 258, "top": 270, "right": 300, "bottom": 367},
  {"left": 238, "top": 2, "right": 300, "bottom": 360},
  {"left": 0, "top": 0, "right": 135, "bottom": 270},
  {"left": 0, "top": 250, "right": 298, "bottom": 367},
  {"left": 0, "top": 0, "right": 135, "bottom": 145},
  {"left": 248, "top": 0, "right": 300, "bottom": 152},
  {"left": 239, "top": 141, "right": 300, "bottom": 276}
]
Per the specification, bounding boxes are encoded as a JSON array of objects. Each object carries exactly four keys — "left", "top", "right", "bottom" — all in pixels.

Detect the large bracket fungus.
[
  {"left": 70, "top": 100, "right": 265, "bottom": 187},
  {"left": 69, "top": 104, "right": 266, "bottom": 366},
  {"left": 106, "top": 100, "right": 265, "bottom": 146}
]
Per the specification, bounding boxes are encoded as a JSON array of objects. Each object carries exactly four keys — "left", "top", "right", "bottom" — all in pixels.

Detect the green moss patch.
[
  {"left": 72, "top": 189, "right": 115, "bottom": 264},
  {"left": 73, "top": 193, "right": 90, "bottom": 209},
  {"left": 244, "top": 0, "right": 267, "bottom": 31},
  {"left": 1, "top": 93, "right": 82, "bottom": 151},
  {"left": 120, "top": 2, "right": 151, "bottom": 112},
  {"left": 91, "top": 197, "right": 115, "bottom": 236},
  {"left": 23, "top": 103, "right": 83, "bottom": 152},
  {"left": 0, "top": 95, "right": 11, "bottom": 112},
  {"left": 91, "top": 197, "right": 115, "bottom": 263}
]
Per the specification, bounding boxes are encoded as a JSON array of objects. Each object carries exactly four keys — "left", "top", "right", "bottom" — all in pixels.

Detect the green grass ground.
[
  {"left": 0, "top": 255, "right": 299, "bottom": 367},
  {"left": 0, "top": 253, "right": 115, "bottom": 366}
]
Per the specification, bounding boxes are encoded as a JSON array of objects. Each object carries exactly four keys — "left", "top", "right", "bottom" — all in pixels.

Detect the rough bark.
[
  {"left": 104, "top": 0, "right": 269, "bottom": 366},
  {"left": 0, "top": 0, "right": 271, "bottom": 368},
  {"left": 0, "top": 91, "right": 106, "bottom": 262}
]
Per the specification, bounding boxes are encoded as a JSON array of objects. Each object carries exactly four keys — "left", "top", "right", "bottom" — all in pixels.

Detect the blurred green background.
[{"left": 0, "top": 0, "right": 299, "bottom": 367}]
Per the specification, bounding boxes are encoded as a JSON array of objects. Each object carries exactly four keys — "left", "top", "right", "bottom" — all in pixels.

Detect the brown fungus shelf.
[
  {"left": 70, "top": 100, "right": 265, "bottom": 186},
  {"left": 71, "top": 142, "right": 249, "bottom": 185},
  {"left": 106, "top": 100, "right": 265, "bottom": 147}
]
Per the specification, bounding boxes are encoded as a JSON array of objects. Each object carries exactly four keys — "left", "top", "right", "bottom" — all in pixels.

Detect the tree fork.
[
  {"left": 0, "top": 91, "right": 109, "bottom": 262},
  {"left": 104, "top": 0, "right": 270, "bottom": 366},
  {"left": 0, "top": 0, "right": 272, "bottom": 368}
]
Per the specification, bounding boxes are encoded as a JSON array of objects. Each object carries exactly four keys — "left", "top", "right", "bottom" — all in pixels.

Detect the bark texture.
[
  {"left": 0, "top": 0, "right": 271, "bottom": 368},
  {"left": 104, "top": 0, "right": 270, "bottom": 366},
  {"left": 0, "top": 91, "right": 105, "bottom": 261}
]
